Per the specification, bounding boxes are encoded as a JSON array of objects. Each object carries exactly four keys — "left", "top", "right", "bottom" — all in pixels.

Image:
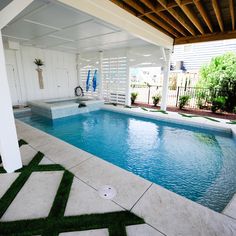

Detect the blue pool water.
[{"left": 17, "top": 109, "right": 236, "bottom": 212}]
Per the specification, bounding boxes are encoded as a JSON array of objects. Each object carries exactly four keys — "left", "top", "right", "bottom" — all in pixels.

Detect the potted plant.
[
  {"left": 34, "top": 58, "right": 44, "bottom": 89},
  {"left": 152, "top": 94, "right": 161, "bottom": 107},
  {"left": 131, "top": 92, "right": 138, "bottom": 104},
  {"left": 179, "top": 95, "right": 190, "bottom": 109}
]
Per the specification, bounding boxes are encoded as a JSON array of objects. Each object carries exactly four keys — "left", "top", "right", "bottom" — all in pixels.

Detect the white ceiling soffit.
[
  {"left": 2, "top": 0, "right": 150, "bottom": 53},
  {"left": 57, "top": 0, "right": 173, "bottom": 49}
]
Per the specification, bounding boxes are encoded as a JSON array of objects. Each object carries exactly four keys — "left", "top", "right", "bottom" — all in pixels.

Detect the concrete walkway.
[{"left": 1, "top": 110, "right": 236, "bottom": 235}]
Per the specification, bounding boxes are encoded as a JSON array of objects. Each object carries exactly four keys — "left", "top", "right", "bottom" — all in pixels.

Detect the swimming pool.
[{"left": 17, "top": 109, "right": 236, "bottom": 212}]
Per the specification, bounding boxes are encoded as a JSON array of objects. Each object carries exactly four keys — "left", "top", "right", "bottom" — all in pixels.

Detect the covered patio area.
[{"left": 0, "top": 0, "right": 236, "bottom": 235}]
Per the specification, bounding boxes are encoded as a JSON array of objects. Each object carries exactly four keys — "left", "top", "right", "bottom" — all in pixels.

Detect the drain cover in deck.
[{"left": 98, "top": 185, "right": 117, "bottom": 200}]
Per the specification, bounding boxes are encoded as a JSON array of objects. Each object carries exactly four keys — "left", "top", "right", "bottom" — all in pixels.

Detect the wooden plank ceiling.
[{"left": 110, "top": 0, "right": 236, "bottom": 44}]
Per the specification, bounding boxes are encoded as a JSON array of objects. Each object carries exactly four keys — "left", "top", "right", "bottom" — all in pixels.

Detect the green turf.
[
  {"left": 149, "top": 109, "right": 168, "bottom": 114},
  {"left": 141, "top": 107, "right": 149, "bottom": 111},
  {"left": 0, "top": 140, "right": 145, "bottom": 235},
  {"left": 227, "top": 120, "right": 236, "bottom": 124},
  {"left": 178, "top": 113, "right": 199, "bottom": 118},
  {"left": 203, "top": 116, "right": 220, "bottom": 122}
]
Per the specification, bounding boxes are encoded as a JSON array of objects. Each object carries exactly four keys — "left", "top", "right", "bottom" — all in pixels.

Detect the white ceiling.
[{"left": 2, "top": 0, "right": 150, "bottom": 53}]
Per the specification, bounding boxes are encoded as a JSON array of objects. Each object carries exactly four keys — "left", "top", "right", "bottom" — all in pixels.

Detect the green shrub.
[
  {"left": 233, "top": 107, "right": 236, "bottom": 114},
  {"left": 131, "top": 92, "right": 138, "bottom": 104},
  {"left": 152, "top": 94, "right": 161, "bottom": 106},
  {"left": 211, "top": 96, "right": 226, "bottom": 113},
  {"left": 179, "top": 95, "right": 190, "bottom": 109}
]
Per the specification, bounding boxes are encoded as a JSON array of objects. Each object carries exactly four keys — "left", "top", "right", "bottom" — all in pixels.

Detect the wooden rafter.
[
  {"left": 193, "top": 0, "right": 213, "bottom": 32},
  {"left": 122, "top": 0, "right": 180, "bottom": 37},
  {"left": 212, "top": 0, "right": 224, "bottom": 32},
  {"left": 139, "top": 0, "right": 187, "bottom": 36},
  {"left": 229, "top": 0, "right": 235, "bottom": 30},
  {"left": 157, "top": 0, "right": 196, "bottom": 35},
  {"left": 175, "top": 30, "right": 236, "bottom": 44},
  {"left": 174, "top": 0, "right": 204, "bottom": 34}
]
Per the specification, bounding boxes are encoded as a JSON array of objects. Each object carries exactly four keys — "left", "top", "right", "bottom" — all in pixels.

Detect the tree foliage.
[{"left": 197, "top": 52, "right": 236, "bottom": 111}]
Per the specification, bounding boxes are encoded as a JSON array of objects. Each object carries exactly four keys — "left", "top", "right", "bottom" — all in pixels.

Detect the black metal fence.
[{"left": 131, "top": 84, "right": 214, "bottom": 109}]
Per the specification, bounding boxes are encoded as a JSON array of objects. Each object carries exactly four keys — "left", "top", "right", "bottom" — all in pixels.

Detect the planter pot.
[{"left": 36, "top": 68, "right": 44, "bottom": 89}]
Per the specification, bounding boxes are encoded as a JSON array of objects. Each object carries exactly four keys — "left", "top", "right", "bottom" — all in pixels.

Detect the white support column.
[
  {"left": 98, "top": 51, "right": 103, "bottom": 100},
  {"left": 76, "top": 53, "right": 81, "bottom": 86},
  {"left": 125, "top": 56, "right": 131, "bottom": 106},
  {"left": 161, "top": 49, "right": 171, "bottom": 111},
  {"left": 0, "top": 31, "right": 22, "bottom": 173}
]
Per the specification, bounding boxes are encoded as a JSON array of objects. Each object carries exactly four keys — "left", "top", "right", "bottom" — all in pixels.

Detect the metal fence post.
[{"left": 176, "top": 86, "right": 180, "bottom": 107}]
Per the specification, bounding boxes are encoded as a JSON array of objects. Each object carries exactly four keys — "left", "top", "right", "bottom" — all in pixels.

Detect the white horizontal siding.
[{"left": 172, "top": 39, "right": 236, "bottom": 71}]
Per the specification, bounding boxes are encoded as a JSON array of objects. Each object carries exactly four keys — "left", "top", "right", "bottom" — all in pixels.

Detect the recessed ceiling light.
[
  {"left": 129, "top": 59, "right": 135, "bottom": 62},
  {"left": 160, "top": 57, "right": 164, "bottom": 59},
  {"left": 143, "top": 54, "right": 151, "bottom": 57}
]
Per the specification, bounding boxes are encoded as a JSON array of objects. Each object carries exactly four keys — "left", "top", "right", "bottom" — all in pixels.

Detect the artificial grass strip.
[
  {"left": 48, "top": 171, "right": 74, "bottom": 218},
  {"left": 149, "top": 109, "right": 168, "bottom": 114},
  {"left": 141, "top": 107, "right": 149, "bottom": 111},
  {"left": 34, "top": 164, "right": 65, "bottom": 172},
  {"left": 203, "top": 116, "right": 220, "bottom": 122},
  {"left": 178, "top": 113, "right": 198, "bottom": 118},
  {"left": 0, "top": 151, "right": 44, "bottom": 218},
  {"left": 0, "top": 212, "right": 144, "bottom": 235},
  {"left": 227, "top": 120, "right": 236, "bottom": 124},
  {"left": 18, "top": 139, "right": 28, "bottom": 147}
]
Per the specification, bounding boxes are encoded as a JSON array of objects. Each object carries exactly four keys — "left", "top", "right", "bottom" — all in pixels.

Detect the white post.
[
  {"left": 125, "top": 57, "right": 131, "bottom": 106},
  {"left": 161, "top": 49, "right": 171, "bottom": 111},
  {"left": 0, "top": 31, "right": 22, "bottom": 173},
  {"left": 76, "top": 53, "right": 81, "bottom": 86},
  {"left": 99, "top": 51, "right": 103, "bottom": 100}
]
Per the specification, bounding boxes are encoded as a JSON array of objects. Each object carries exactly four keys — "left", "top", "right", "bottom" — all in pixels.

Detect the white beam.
[
  {"left": 0, "top": 0, "right": 34, "bottom": 29},
  {"left": 57, "top": 0, "right": 173, "bottom": 49},
  {"left": 161, "top": 49, "right": 171, "bottom": 111},
  {"left": 98, "top": 51, "right": 103, "bottom": 100},
  {"left": 0, "top": 31, "right": 22, "bottom": 173}
]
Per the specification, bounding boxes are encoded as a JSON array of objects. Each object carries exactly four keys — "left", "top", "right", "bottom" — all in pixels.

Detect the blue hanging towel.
[
  {"left": 86, "top": 70, "right": 91, "bottom": 92},
  {"left": 92, "top": 69, "right": 97, "bottom": 92}
]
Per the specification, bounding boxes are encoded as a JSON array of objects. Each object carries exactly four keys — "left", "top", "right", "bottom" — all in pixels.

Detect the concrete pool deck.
[{"left": 1, "top": 107, "right": 236, "bottom": 235}]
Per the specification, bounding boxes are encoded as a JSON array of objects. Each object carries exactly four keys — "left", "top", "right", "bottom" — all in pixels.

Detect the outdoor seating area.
[{"left": 0, "top": 0, "right": 236, "bottom": 235}]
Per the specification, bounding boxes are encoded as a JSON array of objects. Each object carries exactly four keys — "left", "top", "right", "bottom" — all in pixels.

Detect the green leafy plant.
[
  {"left": 152, "top": 94, "right": 161, "bottom": 106},
  {"left": 211, "top": 96, "right": 226, "bottom": 113},
  {"left": 131, "top": 92, "right": 138, "bottom": 104},
  {"left": 197, "top": 52, "right": 236, "bottom": 112},
  {"left": 179, "top": 95, "right": 190, "bottom": 109},
  {"left": 34, "top": 58, "right": 44, "bottom": 67},
  {"left": 233, "top": 106, "right": 236, "bottom": 114}
]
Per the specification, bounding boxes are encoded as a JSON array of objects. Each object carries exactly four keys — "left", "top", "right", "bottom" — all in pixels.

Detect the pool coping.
[{"left": 14, "top": 107, "right": 236, "bottom": 235}]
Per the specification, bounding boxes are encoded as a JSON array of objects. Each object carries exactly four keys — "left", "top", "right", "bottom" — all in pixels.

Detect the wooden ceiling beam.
[
  {"left": 175, "top": 0, "right": 204, "bottom": 34},
  {"left": 212, "top": 0, "right": 224, "bottom": 32},
  {"left": 157, "top": 0, "right": 196, "bottom": 35},
  {"left": 123, "top": 0, "right": 180, "bottom": 37},
  {"left": 175, "top": 30, "right": 236, "bottom": 44},
  {"left": 193, "top": 0, "right": 213, "bottom": 33},
  {"left": 229, "top": 0, "right": 235, "bottom": 30},
  {"left": 139, "top": 0, "right": 187, "bottom": 36}
]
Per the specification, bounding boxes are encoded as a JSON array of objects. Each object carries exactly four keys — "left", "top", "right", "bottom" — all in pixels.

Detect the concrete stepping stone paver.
[
  {"left": 65, "top": 178, "right": 122, "bottom": 216},
  {"left": 126, "top": 224, "right": 164, "bottom": 236},
  {"left": 70, "top": 157, "right": 151, "bottom": 210},
  {"left": 132, "top": 183, "right": 236, "bottom": 236},
  {"left": 2, "top": 171, "right": 63, "bottom": 221},
  {"left": 59, "top": 228, "right": 108, "bottom": 236},
  {"left": 223, "top": 194, "right": 236, "bottom": 219},
  {"left": 39, "top": 157, "right": 54, "bottom": 165},
  {"left": 20, "top": 144, "right": 37, "bottom": 165},
  {"left": 0, "top": 173, "right": 20, "bottom": 198}
]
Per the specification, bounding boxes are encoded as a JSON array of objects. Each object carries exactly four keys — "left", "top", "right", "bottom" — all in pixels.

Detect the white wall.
[{"left": 4, "top": 45, "right": 77, "bottom": 105}]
